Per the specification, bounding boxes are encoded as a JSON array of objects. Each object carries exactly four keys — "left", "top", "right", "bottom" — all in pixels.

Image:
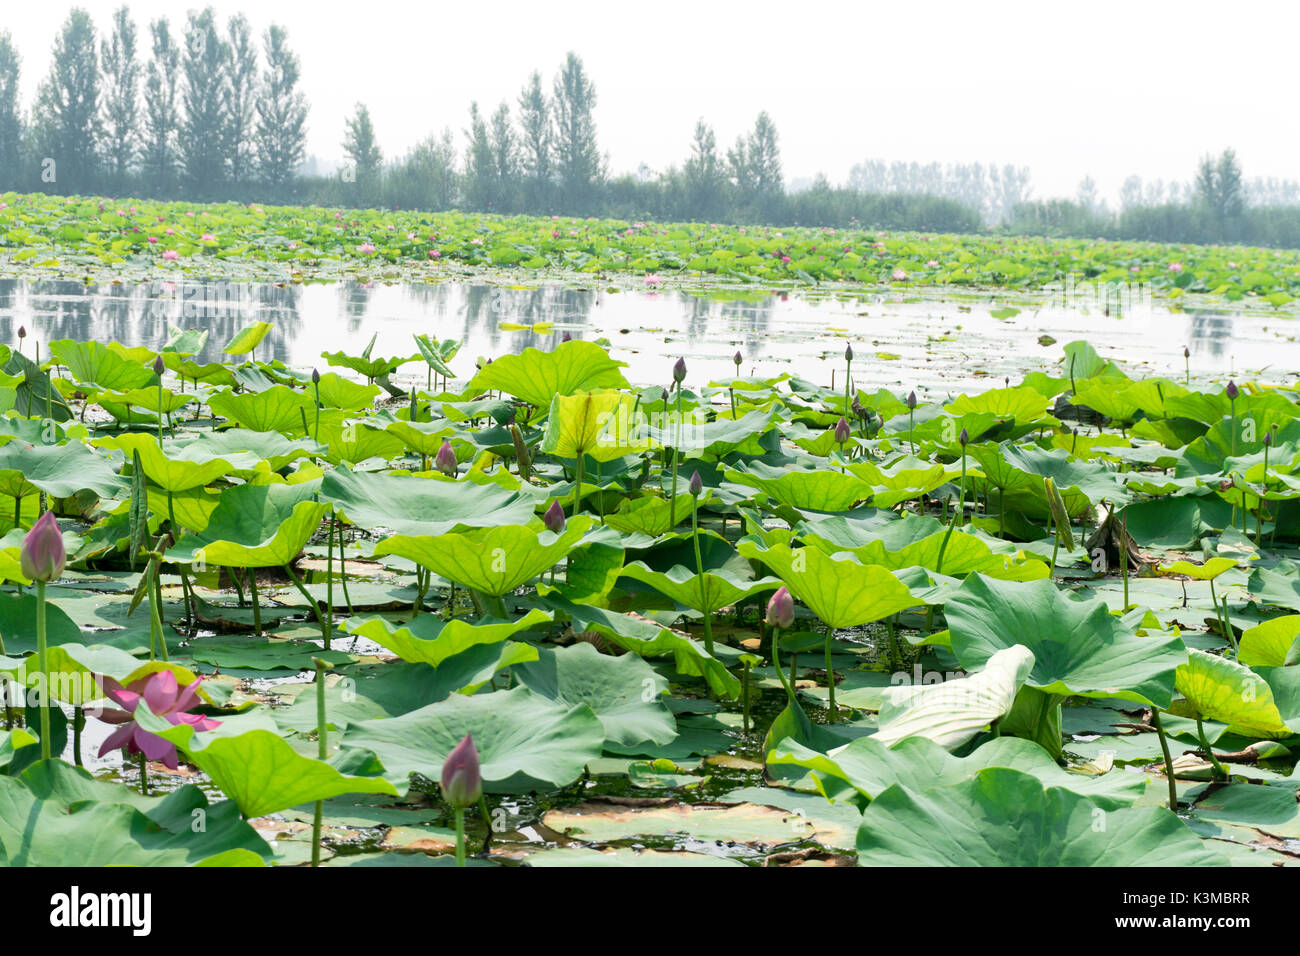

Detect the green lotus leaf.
[
  {"left": 541, "top": 388, "right": 638, "bottom": 461},
  {"left": 771, "top": 733, "right": 1147, "bottom": 809},
  {"left": 112, "top": 386, "right": 195, "bottom": 414},
  {"left": 1158, "top": 557, "right": 1238, "bottom": 581},
  {"left": 383, "top": 417, "right": 457, "bottom": 456},
  {"left": 163, "top": 324, "right": 209, "bottom": 356},
  {"left": 321, "top": 466, "right": 536, "bottom": 535},
  {"left": 223, "top": 321, "right": 273, "bottom": 356},
  {"left": 134, "top": 705, "right": 399, "bottom": 818},
  {"left": 0, "top": 641, "right": 200, "bottom": 704},
  {"left": 0, "top": 590, "right": 84, "bottom": 655},
  {"left": 736, "top": 540, "right": 920, "bottom": 628},
  {"left": 169, "top": 480, "right": 328, "bottom": 568},
  {"left": 1174, "top": 649, "right": 1292, "bottom": 739},
  {"left": 1238, "top": 615, "right": 1300, "bottom": 668},
  {"left": 0, "top": 760, "right": 270, "bottom": 866},
  {"left": 855, "top": 767, "right": 1227, "bottom": 866},
  {"left": 945, "top": 386, "right": 1049, "bottom": 425},
  {"left": 516, "top": 643, "right": 677, "bottom": 748},
  {"left": 0, "top": 440, "right": 122, "bottom": 500},
  {"left": 642, "top": 407, "right": 778, "bottom": 459},
  {"left": 603, "top": 493, "right": 702, "bottom": 537},
  {"left": 619, "top": 560, "right": 781, "bottom": 613},
  {"left": 181, "top": 428, "right": 323, "bottom": 472},
  {"left": 95, "top": 432, "right": 250, "bottom": 492},
  {"left": 413, "top": 333, "right": 460, "bottom": 379},
  {"left": 726, "top": 461, "right": 871, "bottom": 512},
  {"left": 342, "top": 609, "right": 553, "bottom": 667},
  {"left": 846, "top": 457, "right": 949, "bottom": 507},
  {"left": 315, "top": 421, "right": 406, "bottom": 464},
  {"left": 342, "top": 685, "right": 605, "bottom": 794},
  {"left": 313, "top": 372, "right": 381, "bottom": 411},
  {"left": 967, "top": 442, "right": 1129, "bottom": 516},
  {"left": 48, "top": 339, "right": 155, "bottom": 391},
  {"left": 465, "top": 339, "right": 630, "bottom": 407},
  {"left": 536, "top": 591, "right": 740, "bottom": 698},
  {"left": 873, "top": 645, "right": 1035, "bottom": 750},
  {"left": 946, "top": 575, "right": 1185, "bottom": 708},
  {"left": 209, "top": 385, "right": 314, "bottom": 433},
  {"left": 373, "top": 517, "right": 593, "bottom": 596}
]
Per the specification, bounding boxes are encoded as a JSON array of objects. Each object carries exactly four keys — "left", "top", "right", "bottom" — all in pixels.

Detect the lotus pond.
[{"left": 2, "top": 201, "right": 1300, "bottom": 869}]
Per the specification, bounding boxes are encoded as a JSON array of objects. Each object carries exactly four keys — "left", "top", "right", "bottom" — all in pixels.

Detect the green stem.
[
  {"left": 284, "top": 564, "right": 331, "bottom": 641},
  {"left": 1197, "top": 716, "right": 1230, "bottom": 781},
  {"left": 1150, "top": 709, "right": 1178, "bottom": 812},
  {"left": 668, "top": 388, "right": 682, "bottom": 523},
  {"left": 771, "top": 625, "right": 794, "bottom": 702},
  {"left": 454, "top": 806, "right": 466, "bottom": 867},
  {"left": 1120, "top": 515, "right": 1129, "bottom": 610},
  {"left": 138, "top": 751, "right": 148, "bottom": 795},
  {"left": 689, "top": 496, "right": 713, "bottom": 657},
  {"left": 73, "top": 706, "right": 84, "bottom": 766},
  {"left": 248, "top": 569, "right": 262, "bottom": 638},
  {"left": 823, "top": 619, "right": 837, "bottom": 722},
  {"left": 36, "top": 579, "right": 49, "bottom": 761},
  {"left": 572, "top": 453, "right": 586, "bottom": 519},
  {"left": 336, "top": 517, "right": 354, "bottom": 616},
  {"left": 741, "top": 659, "right": 751, "bottom": 734}
]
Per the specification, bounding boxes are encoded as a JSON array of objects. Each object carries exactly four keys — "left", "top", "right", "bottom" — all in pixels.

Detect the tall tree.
[
  {"left": 35, "top": 9, "right": 101, "bottom": 193},
  {"left": 0, "top": 33, "right": 22, "bottom": 183},
  {"left": 552, "top": 52, "right": 601, "bottom": 213},
  {"left": 140, "top": 18, "right": 180, "bottom": 193},
  {"left": 1216, "top": 149, "right": 1243, "bottom": 219},
  {"left": 489, "top": 101, "right": 518, "bottom": 212},
  {"left": 683, "top": 120, "right": 725, "bottom": 221},
  {"left": 516, "top": 70, "right": 552, "bottom": 211},
  {"left": 342, "top": 102, "right": 382, "bottom": 201},
  {"left": 463, "top": 101, "right": 496, "bottom": 210},
  {"left": 253, "top": 25, "right": 308, "bottom": 190},
  {"left": 179, "top": 7, "right": 230, "bottom": 197},
  {"left": 99, "top": 6, "right": 139, "bottom": 185},
  {"left": 225, "top": 14, "right": 258, "bottom": 185},
  {"left": 747, "top": 112, "right": 783, "bottom": 218}
]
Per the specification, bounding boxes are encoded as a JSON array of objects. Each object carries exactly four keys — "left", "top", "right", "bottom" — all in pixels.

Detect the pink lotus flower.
[
  {"left": 1169, "top": 262, "right": 1183, "bottom": 272},
  {"left": 164, "top": 227, "right": 175, "bottom": 235},
  {"left": 96, "top": 672, "right": 220, "bottom": 770},
  {"left": 147, "top": 236, "right": 158, "bottom": 244},
  {"left": 926, "top": 259, "right": 939, "bottom": 268},
  {"left": 766, "top": 586, "right": 794, "bottom": 629},
  {"left": 21, "top": 510, "right": 65, "bottom": 582},
  {"left": 162, "top": 249, "right": 179, "bottom": 261},
  {"left": 781, "top": 255, "right": 791, "bottom": 264},
  {"left": 644, "top": 273, "right": 662, "bottom": 286},
  {"left": 358, "top": 242, "right": 376, "bottom": 254},
  {"left": 892, "top": 268, "right": 908, "bottom": 281},
  {"left": 429, "top": 249, "right": 441, "bottom": 259},
  {"left": 1130, "top": 265, "right": 1141, "bottom": 273}
]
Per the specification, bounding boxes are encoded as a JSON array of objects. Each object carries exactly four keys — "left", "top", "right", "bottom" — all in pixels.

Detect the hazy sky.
[{"left": 5, "top": 0, "right": 1298, "bottom": 202}]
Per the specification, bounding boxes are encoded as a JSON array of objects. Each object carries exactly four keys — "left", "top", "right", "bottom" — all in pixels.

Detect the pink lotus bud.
[
  {"left": 844, "top": 342, "right": 853, "bottom": 362},
  {"left": 672, "top": 357, "right": 686, "bottom": 384},
  {"left": 435, "top": 440, "right": 458, "bottom": 478},
  {"left": 312, "top": 367, "right": 321, "bottom": 384},
  {"left": 17, "top": 326, "right": 25, "bottom": 340},
  {"left": 733, "top": 351, "right": 742, "bottom": 366},
  {"left": 561, "top": 332, "right": 572, "bottom": 342},
  {"left": 1226, "top": 381, "right": 1238, "bottom": 401},
  {"left": 688, "top": 470, "right": 703, "bottom": 496},
  {"left": 20, "top": 510, "right": 65, "bottom": 582},
  {"left": 543, "top": 499, "right": 566, "bottom": 534},
  {"left": 907, "top": 390, "right": 917, "bottom": 409},
  {"left": 152, "top": 355, "right": 165, "bottom": 376},
  {"left": 1183, "top": 345, "right": 1190, "bottom": 358},
  {"left": 441, "top": 733, "right": 482, "bottom": 807},
  {"left": 765, "top": 586, "right": 794, "bottom": 630},
  {"left": 959, "top": 427, "right": 970, "bottom": 446},
  {"left": 834, "top": 416, "right": 851, "bottom": 444}
]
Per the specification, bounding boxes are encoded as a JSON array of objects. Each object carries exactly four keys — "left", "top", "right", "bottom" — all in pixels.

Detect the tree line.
[{"left": 3, "top": 8, "right": 1300, "bottom": 248}]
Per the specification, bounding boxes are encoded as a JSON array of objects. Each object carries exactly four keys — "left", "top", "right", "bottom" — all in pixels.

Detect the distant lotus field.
[{"left": 0, "top": 193, "right": 1297, "bottom": 867}]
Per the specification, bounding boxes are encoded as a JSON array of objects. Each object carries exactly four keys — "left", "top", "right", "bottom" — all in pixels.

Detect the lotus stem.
[
  {"left": 454, "top": 806, "right": 466, "bottom": 867},
  {"left": 247, "top": 570, "right": 263, "bottom": 637},
  {"left": 823, "top": 619, "right": 838, "bottom": 722},
  {"left": 72, "top": 707, "right": 84, "bottom": 766},
  {"left": 284, "top": 564, "right": 332, "bottom": 646},
  {"left": 668, "top": 387, "right": 682, "bottom": 525},
  {"left": 1196, "top": 716, "right": 1230, "bottom": 782},
  {"left": 771, "top": 625, "right": 794, "bottom": 703},
  {"left": 1120, "top": 515, "right": 1130, "bottom": 610},
  {"left": 572, "top": 453, "right": 586, "bottom": 519},
  {"left": 312, "top": 657, "right": 327, "bottom": 867},
  {"left": 36, "top": 579, "right": 50, "bottom": 760},
  {"left": 689, "top": 495, "right": 713, "bottom": 657},
  {"left": 336, "top": 517, "right": 354, "bottom": 615},
  {"left": 741, "top": 658, "right": 751, "bottom": 734},
  {"left": 1150, "top": 709, "right": 1178, "bottom": 812},
  {"left": 138, "top": 751, "right": 148, "bottom": 795}
]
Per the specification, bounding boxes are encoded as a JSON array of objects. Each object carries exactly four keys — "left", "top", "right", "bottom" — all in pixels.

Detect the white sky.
[{"left": 5, "top": 0, "right": 1298, "bottom": 202}]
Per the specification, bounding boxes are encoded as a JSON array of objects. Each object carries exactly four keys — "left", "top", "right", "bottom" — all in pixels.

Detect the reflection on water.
[{"left": 0, "top": 277, "right": 1295, "bottom": 395}]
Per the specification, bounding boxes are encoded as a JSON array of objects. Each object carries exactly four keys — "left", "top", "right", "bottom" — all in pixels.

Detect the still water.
[{"left": 1, "top": 277, "right": 1297, "bottom": 397}]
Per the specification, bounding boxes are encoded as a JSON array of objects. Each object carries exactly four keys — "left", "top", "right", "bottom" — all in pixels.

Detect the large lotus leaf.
[
  {"left": 48, "top": 338, "right": 155, "bottom": 391},
  {"left": 1179, "top": 414, "right": 1300, "bottom": 477},
  {"left": 0, "top": 440, "right": 122, "bottom": 500},
  {"left": 0, "top": 760, "right": 270, "bottom": 866},
  {"left": 1174, "top": 649, "right": 1292, "bottom": 739},
  {"left": 726, "top": 461, "right": 871, "bottom": 512},
  {"left": 736, "top": 540, "right": 920, "bottom": 629},
  {"left": 133, "top": 705, "right": 398, "bottom": 817},
  {"left": 967, "top": 442, "right": 1128, "bottom": 516},
  {"left": 413, "top": 333, "right": 459, "bottom": 379},
  {"left": 466, "top": 340, "right": 630, "bottom": 407},
  {"left": 855, "top": 768, "right": 1227, "bottom": 866},
  {"left": 945, "top": 575, "right": 1184, "bottom": 708},
  {"left": 185, "top": 428, "right": 324, "bottom": 472},
  {"left": 223, "top": 321, "right": 273, "bottom": 356},
  {"left": 313, "top": 421, "right": 406, "bottom": 465},
  {"left": 383, "top": 417, "right": 457, "bottom": 456},
  {"left": 95, "top": 432, "right": 250, "bottom": 492},
  {"left": 342, "top": 609, "right": 553, "bottom": 668},
  {"left": 945, "top": 386, "right": 1049, "bottom": 425},
  {"left": 373, "top": 517, "right": 593, "bottom": 596},
  {"left": 873, "top": 645, "right": 1035, "bottom": 750},
  {"left": 321, "top": 466, "right": 535, "bottom": 535},
  {"left": 209, "top": 385, "right": 314, "bottom": 433},
  {"left": 169, "top": 480, "right": 328, "bottom": 568},
  {"left": 846, "top": 457, "right": 949, "bottom": 507},
  {"left": 516, "top": 643, "right": 677, "bottom": 748},
  {"left": 342, "top": 685, "right": 605, "bottom": 794},
  {"left": 112, "top": 386, "right": 195, "bottom": 414},
  {"left": 273, "top": 647, "right": 538, "bottom": 733},
  {"left": 313, "top": 372, "right": 381, "bottom": 411},
  {"left": 603, "top": 493, "right": 702, "bottom": 536},
  {"left": 537, "top": 592, "right": 739, "bottom": 698},
  {"left": 800, "top": 513, "right": 1046, "bottom": 580},
  {"left": 771, "top": 733, "right": 1147, "bottom": 809},
  {"left": 541, "top": 388, "right": 639, "bottom": 461},
  {"left": 1238, "top": 615, "right": 1300, "bottom": 668},
  {"left": 619, "top": 561, "right": 781, "bottom": 614},
  {"left": 0, "top": 590, "right": 84, "bottom": 655},
  {"left": 642, "top": 407, "right": 778, "bottom": 458}
]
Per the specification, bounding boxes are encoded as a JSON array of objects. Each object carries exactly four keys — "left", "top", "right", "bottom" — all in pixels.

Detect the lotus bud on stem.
[
  {"left": 442, "top": 733, "right": 483, "bottom": 867},
  {"left": 22, "top": 510, "right": 65, "bottom": 759},
  {"left": 766, "top": 587, "right": 796, "bottom": 704}
]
